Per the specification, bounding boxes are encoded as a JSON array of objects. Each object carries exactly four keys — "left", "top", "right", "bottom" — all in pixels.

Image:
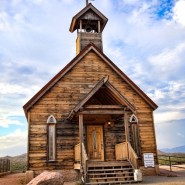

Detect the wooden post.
[
  {"left": 169, "top": 156, "right": 172, "bottom": 171},
  {"left": 124, "top": 112, "right": 129, "bottom": 159},
  {"left": 98, "top": 20, "right": 101, "bottom": 33},
  {"left": 79, "top": 114, "right": 83, "bottom": 172},
  {"left": 27, "top": 112, "right": 31, "bottom": 170},
  {"left": 80, "top": 20, "right": 82, "bottom": 32}
]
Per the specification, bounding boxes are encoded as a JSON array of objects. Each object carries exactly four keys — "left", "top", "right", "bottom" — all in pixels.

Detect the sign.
[{"left": 143, "top": 153, "right": 154, "bottom": 168}]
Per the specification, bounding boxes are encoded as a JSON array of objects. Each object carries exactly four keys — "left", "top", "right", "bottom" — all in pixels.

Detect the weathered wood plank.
[{"left": 27, "top": 50, "right": 157, "bottom": 174}]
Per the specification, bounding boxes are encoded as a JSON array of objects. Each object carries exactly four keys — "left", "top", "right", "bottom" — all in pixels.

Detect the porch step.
[{"left": 86, "top": 161, "right": 135, "bottom": 185}]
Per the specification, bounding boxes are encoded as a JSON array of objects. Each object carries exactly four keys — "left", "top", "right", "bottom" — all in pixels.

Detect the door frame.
[{"left": 86, "top": 124, "right": 104, "bottom": 161}]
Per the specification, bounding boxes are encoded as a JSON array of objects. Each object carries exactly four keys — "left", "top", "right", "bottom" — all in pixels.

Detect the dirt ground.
[
  {"left": 0, "top": 173, "right": 25, "bottom": 185},
  {"left": 0, "top": 168, "right": 185, "bottom": 185}
]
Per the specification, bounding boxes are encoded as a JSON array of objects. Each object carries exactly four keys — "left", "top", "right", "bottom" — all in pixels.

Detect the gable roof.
[
  {"left": 69, "top": 3, "right": 108, "bottom": 33},
  {"left": 67, "top": 76, "right": 136, "bottom": 119},
  {"left": 23, "top": 43, "right": 158, "bottom": 118}
]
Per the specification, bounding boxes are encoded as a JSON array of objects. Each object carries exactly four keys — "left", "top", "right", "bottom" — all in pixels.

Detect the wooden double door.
[{"left": 87, "top": 125, "right": 104, "bottom": 161}]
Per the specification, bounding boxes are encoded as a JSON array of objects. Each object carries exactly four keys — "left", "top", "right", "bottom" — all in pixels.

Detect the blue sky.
[{"left": 0, "top": 0, "right": 185, "bottom": 157}]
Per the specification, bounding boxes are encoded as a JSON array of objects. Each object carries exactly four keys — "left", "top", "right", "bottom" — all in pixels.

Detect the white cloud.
[
  {"left": 0, "top": 82, "right": 31, "bottom": 95},
  {"left": 61, "top": 0, "right": 74, "bottom": 4},
  {"left": 0, "top": 115, "right": 24, "bottom": 128},
  {"left": 148, "top": 89, "right": 165, "bottom": 102},
  {"left": 177, "top": 132, "right": 185, "bottom": 138},
  {"left": 31, "top": 0, "right": 44, "bottom": 5},
  {"left": 173, "top": 0, "right": 185, "bottom": 27},
  {"left": 0, "top": 129, "right": 27, "bottom": 157},
  {"left": 154, "top": 111, "right": 185, "bottom": 124},
  {"left": 0, "top": 11, "right": 10, "bottom": 31},
  {"left": 148, "top": 43, "right": 185, "bottom": 80},
  {"left": 121, "top": 0, "right": 140, "bottom": 5},
  {"left": 148, "top": 80, "right": 185, "bottom": 103}
]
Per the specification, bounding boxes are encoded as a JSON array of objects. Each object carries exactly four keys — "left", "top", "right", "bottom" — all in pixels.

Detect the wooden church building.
[{"left": 24, "top": 2, "right": 158, "bottom": 184}]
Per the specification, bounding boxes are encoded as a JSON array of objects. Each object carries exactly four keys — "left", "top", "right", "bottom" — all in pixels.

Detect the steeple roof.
[{"left": 69, "top": 3, "right": 108, "bottom": 33}]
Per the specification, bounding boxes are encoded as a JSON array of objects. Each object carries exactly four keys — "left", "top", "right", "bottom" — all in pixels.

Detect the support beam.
[
  {"left": 80, "top": 110, "right": 125, "bottom": 115},
  {"left": 124, "top": 113, "right": 129, "bottom": 142},
  {"left": 80, "top": 20, "right": 82, "bottom": 32},
  {"left": 124, "top": 112, "right": 129, "bottom": 159},
  {"left": 98, "top": 20, "right": 101, "bottom": 33},
  {"left": 84, "top": 105, "right": 125, "bottom": 109}
]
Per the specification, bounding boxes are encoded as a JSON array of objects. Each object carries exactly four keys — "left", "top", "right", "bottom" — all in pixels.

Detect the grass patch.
[{"left": 158, "top": 153, "right": 185, "bottom": 165}]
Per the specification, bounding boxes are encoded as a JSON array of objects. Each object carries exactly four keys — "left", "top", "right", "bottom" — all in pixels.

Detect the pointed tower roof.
[{"left": 69, "top": 3, "right": 108, "bottom": 33}]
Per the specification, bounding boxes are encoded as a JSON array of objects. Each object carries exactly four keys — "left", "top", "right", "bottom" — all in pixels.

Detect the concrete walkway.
[{"left": 64, "top": 176, "right": 185, "bottom": 185}]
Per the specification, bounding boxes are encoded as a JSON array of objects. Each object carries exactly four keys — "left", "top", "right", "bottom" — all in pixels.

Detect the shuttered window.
[
  {"left": 129, "top": 114, "right": 141, "bottom": 157},
  {"left": 47, "top": 115, "right": 56, "bottom": 161}
]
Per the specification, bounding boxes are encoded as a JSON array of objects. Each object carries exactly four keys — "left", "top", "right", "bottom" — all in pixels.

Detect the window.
[
  {"left": 129, "top": 114, "right": 138, "bottom": 123},
  {"left": 47, "top": 115, "right": 56, "bottom": 161},
  {"left": 129, "top": 114, "right": 141, "bottom": 157}
]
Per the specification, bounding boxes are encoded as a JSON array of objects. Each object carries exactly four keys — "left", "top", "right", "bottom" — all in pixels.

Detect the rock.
[{"left": 27, "top": 171, "right": 64, "bottom": 185}]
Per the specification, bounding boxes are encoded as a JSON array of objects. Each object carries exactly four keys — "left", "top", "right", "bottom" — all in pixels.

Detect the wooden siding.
[
  {"left": 104, "top": 119, "right": 125, "bottom": 161},
  {"left": 28, "top": 50, "right": 157, "bottom": 173},
  {"left": 76, "top": 32, "right": 102, "bottom": 54},
  {"left": 80, "top": 9, "right": 101, "bottom": 20}
]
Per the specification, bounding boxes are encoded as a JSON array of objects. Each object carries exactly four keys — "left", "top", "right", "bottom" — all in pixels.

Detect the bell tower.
[{"left": 69, "top": 3, "right": 108, "bottom": 55}]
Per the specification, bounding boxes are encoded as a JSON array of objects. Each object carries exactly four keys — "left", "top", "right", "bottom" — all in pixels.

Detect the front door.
[{"left": 87, "top": 125, "right": 104, "bottom": 161}]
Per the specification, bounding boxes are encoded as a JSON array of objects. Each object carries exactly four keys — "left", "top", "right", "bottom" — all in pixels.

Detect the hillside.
[{"left": 1, "top": 153, "right": 27, "bottom": 172}]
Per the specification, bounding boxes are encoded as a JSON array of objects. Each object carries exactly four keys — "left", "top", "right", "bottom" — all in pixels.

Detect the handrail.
[
  {"left": 82, "top": 143, "right": 88, "bottom": 161},
  {"left": 82, "top": 142, "right": 88, "bottom": 182},
  {"left": 115, "top": 141, "right": 139, "bottom": 169},
  {"left": 75, "top": 143, "right": 88, "bottom": 182},
  {"left": 127, "top": 142, "right": 138, "bottom": 169}
]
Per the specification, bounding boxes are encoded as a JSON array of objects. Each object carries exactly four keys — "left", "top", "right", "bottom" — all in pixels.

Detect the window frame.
[
  {"left": 47, "top": 115, "right": 57, "bottom": 162},
  {"left": 129, "top": 114, "right": 141, "bottom": 157}
]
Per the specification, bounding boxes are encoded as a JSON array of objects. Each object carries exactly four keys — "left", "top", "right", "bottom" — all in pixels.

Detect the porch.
[
  {"left": 73, "top": 110, "right": 140, "bottom": 184},
  {"left": 67, "top": 77, "right": 141, "bottom": 184}
]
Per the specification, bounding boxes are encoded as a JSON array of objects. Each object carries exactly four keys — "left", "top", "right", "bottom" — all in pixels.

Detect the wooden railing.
[
  {"left": 115, "top": 141, "right": 139, "bottom": 169},
  {"left": 82, "top": 143, "right": 88, "bottom": 182},
  {"left": 115, "top": 142, "right": 127, "bottom": 160},
  {"left": 74, "top": 143, "right": 80, "bottom": 162},
  {"left": 158, "top": 155, "right": 185, "bottom": 171},
  {"left": 127, "top": 142, "right": 139, "bottom": 169},
  {"left": 74, "top": 143, "right": 88, "bottom": 182},
  {"left": 0, "top": 159, "right": 10, "bottom": 173}
]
